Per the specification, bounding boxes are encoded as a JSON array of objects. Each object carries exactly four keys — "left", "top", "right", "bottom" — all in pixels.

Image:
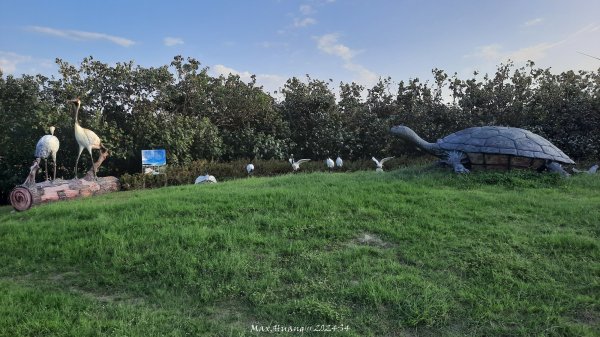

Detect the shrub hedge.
[{"left": 120, "top": 156, "right": 434, "bottom": 190}]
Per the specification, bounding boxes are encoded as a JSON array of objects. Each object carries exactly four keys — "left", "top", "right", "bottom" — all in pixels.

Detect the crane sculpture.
[
  {"left": 195, "top": 173, "right": 217, "bottom": 184},
  {"left": 336, "top": 156, "right": 343, "bottom": 168},
  {"left": 34, "top": 126, "right": 60, "bottom": 181},
  {"left": 372, "top": 156, "right": 394, "bottom": 172},
  {"left": 326, "top": 158, "right": 335, "bottom": 172},
  {"left": 69, "top": 98, "right": 107, "bottom": 179},
  {"left": 289, "top": 157, "right": 311, "bottom": 172},
  {"left": 246, "top": 163, "right": 255, "bottom": 176}
]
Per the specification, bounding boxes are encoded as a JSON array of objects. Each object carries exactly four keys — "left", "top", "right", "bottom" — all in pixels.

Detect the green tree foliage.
[
  {"left": 1, "top": 58, "right": 599, "bottom": 203},
  {"left": 339, "top": 81, "right": 390, "bottom": 158},
  {"left": 0, "top": 73, "right": 55, "bottom": 201},
  {"left": 281, "top": 76, "right": 343, "bottom": 158}
]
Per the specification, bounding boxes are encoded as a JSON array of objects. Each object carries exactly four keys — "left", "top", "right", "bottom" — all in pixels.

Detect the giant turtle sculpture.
[{"left": 390, "top": 125, "right": 575, "bottom": 176}]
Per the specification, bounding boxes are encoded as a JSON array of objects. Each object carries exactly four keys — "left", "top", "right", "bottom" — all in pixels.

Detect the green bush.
[
  {"left": 3, "top": 58, "right": 599, "bottom": 204},
  {"left": 120, "top": 156, "right": 433, "bottom": 190}
]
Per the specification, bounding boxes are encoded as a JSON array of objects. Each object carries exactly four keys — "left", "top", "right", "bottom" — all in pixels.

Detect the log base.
[
  {"left": 11, "top": 146, "right": 117, "bottom": 211},
  {"left": 10, "top": 176, "right": 120, "bottom": 211}
]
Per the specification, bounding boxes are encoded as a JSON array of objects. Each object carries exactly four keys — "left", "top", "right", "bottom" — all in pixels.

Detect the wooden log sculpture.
[
  {"left": 22, "top": 159, "right": 41, "bottom": 187},
  {"left": 83, "top": 148, "right": 109, "bottom": 180},
  {"left": 10, "top": 148, "right": 119, "bottom": 211}
]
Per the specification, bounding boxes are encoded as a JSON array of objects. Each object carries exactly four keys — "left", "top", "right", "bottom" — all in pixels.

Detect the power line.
[{"left": 577, "top": 51, "right": 600, "bottom": 61}]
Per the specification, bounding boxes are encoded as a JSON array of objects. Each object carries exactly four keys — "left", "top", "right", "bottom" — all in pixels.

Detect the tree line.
[{"left": 1, "top": 56, "right": 599, "bottom": 201}]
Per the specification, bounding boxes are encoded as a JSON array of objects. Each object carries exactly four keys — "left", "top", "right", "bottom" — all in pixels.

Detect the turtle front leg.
[
  {"left": 445, "top": 151, "right": 470, "bottom": 174},
  {"left": 546, "top": 161, "right": 570, "bottom": 177}
]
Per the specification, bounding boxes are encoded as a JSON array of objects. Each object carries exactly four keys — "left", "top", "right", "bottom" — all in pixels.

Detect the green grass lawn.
[{"left": 0, "top": 168, "right": 599, "bottom": 336}]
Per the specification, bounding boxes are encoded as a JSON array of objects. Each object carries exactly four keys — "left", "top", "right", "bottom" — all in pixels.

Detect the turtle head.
[
  {"left": 390, "top": 125, "right": 427, "bottom": 145},
  {"left": 390, "top": 125, "right": 441, "bottom": 156},
  {"left": 390, "top": 125, "right": 415, "bottom": 138}
]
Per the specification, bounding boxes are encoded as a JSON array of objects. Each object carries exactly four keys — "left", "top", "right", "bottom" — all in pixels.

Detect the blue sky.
[{"left": 1, "top": 0, "right": 599, "bottom": 96}]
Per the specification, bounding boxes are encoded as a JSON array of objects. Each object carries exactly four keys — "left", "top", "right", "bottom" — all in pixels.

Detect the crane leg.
[
  {"left": 88, "top": 147, "right": 96, "bottom": 179},
  {"left": 75, "top": 146, "right": 83, "bottom": 179},
  {"left": 44, "top": 158, "right": 49, "bottom": 181},
  {"left": 52, "top": 152, "right": 57, "bottom": 181}
]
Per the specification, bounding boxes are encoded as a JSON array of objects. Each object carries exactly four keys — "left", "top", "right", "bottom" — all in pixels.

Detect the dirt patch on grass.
[
  {"left": 48, "top": 271, "right": 79, "bottom": 282},
  {"left": 574, "top": 310, "right": 599, "bottom": 325},
  {"left": 67, "top": 286, "right": 146, "bottom": 305},
  {"left": 48, "top": 271, "right": 144, "bottom": 305},
  {"left": 353, "top": 232, "right": 394, "bottom": 248},
  {"left": 0, "top": 273, "right": 34, "bottom": 282},
  {"left": 1, "top": 271, "right": 142, "bottom": 304},
  {"left": 209, "top": 300, "right": 259, "bottom": 331}
]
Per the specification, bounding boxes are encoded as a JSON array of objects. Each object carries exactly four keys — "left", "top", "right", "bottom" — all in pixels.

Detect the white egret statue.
[
  {"left": 246, "top": 163, "right": 255, "bottom": 176},
  {"left": 372, "top": 156, "right": 394, "bottom": 172},
  {"left": 289, "top": 157, "right": 311, "bottom": 171},
  {"left": 195, "top": 174, "right": 217, "bottom": 184},
  {"left": 69, "top": 98, "right": 106, "bottom": 179},
  {"left": 326, "top": 158, "right": 334, "bottom": 172},
  {"left": 34, "top": 126, "right": 60, "bottom": 181}
]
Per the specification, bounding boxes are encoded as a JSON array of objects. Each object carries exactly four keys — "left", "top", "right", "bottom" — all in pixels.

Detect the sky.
[{"left": 1, "top": 0, "right": 599, "bottom": 97}]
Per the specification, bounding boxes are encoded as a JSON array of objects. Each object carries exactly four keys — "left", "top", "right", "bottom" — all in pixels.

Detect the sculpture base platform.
[{"left": 10, "top": 176, "right": 120, "bottom": 212}]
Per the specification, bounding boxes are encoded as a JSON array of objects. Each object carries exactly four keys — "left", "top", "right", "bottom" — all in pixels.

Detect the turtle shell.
[{"left": 437, "top": 126, "right": 574, "bottom": 170}]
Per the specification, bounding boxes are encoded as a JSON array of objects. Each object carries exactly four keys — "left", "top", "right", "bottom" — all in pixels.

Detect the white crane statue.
[
  {"left": 289, "top": 157, "right": 311, "bottom": 172},
  {"left": 372, "top": 156, "right": 394, "bottom": 172},
  {"left": 69, "top": 98, "right": 107, "bottom": 179},
  {"left": 195, "top": 174, "right": 217, "bottom": 184},
  {"left": 335, "top": 156, "right": 343, "bottom": 168},
  {"left": 246, "top": 163, "right": 255, "bottom": 176},
  {"left": 34, "top": 126, "right": 60, "bottom": 181},
  {"left": 326, "top": 158, "right": 335, "bottom": 172}
]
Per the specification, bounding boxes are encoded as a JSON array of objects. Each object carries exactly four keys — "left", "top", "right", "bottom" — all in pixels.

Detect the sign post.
[{"left": 141, "top": 149, "right": 167, "bottom": 188}]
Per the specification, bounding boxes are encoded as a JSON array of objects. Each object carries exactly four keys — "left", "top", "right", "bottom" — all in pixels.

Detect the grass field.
[{"left": 0, "top": 168, "right": 599, "bottom": 336}]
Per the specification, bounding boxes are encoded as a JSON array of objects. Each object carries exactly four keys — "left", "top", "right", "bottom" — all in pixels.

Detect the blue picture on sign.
[{"left": 142, "top": 149, "right": 166, "bottom": 166}]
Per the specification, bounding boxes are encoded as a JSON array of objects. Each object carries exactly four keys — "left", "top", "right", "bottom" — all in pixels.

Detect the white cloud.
[
  {"left": 211, "top": 64, "right": 286, "bottom": 95},
  {"left": 0, "top": 51, "right": 31, "bottom": 74},
  {"left": 465, "top": 43, "right": 503, "bottom": 61},
  {"left": 468, "top": 24, "right": 600, "bottom": 64},
  {"left": 465, "top": 41, "right": 558, "bottom": 65},
  {"left": 213, "top": 64, "right": 253, "bottom": 82},
  {"left": 507, "top": 41, "right": 562, "bottom": 63},
  {"left": 316, "top": 34, "right": 355, "bottom": 61},
  {"left": 0, "top": 51, "right": 54, "bottom": 75},
  {"left": 315, "top": 34, "right": 378, "bottom": 87},
  {"left": 28, "top": 26, "right": 135, "bottom": 47},
  {"left": 260, "top": 41, "right": 273, "bottom": 48},
  {"left": 294, "top": 17, "right": 317, "bottom": 27},
  {"left": 164, "top": 37, "right": 184, "bottom": 47},
  {"left": 344, "top": 63, "right": 378, "bottom": 87},
  {"left": 258, "top": 41, "right": 289, "bottom": 49},
  {"left": 524, "top": 18, "right": 543, "bottom": 27},
  {"left": 300, "top": 5, "right": 313, "bottom": 15},
  {"left": 462, "top": 23, "right": 600, "bottom": 77},
  {"left": 570, "top": 23, "right": 600, "bottom": 36}
]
